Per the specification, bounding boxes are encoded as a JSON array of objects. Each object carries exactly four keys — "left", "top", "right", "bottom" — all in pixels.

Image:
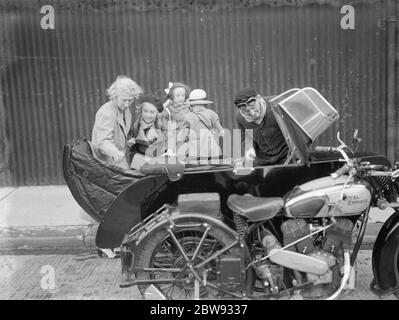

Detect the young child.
[
  {"left": 129, "top": 94, "right": 166, "bottom": 168},
  {"left": 162, "top": 82, "right": 193, "bottom": 156},
  {"left": 184, "top": 89, "right": 224, "bottom": 159},
  {"left": 163, "top": 82, "right": 191, "bottom": 129}
]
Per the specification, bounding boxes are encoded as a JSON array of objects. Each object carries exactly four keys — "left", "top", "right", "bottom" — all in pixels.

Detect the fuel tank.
[{"left": 284, "top": 176, "right": 371, "bottom": 218}]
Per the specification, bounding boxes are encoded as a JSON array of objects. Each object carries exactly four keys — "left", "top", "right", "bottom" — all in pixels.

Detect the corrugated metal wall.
[{"left": 0, "top": 0, "right": 396, "bottom": 186}]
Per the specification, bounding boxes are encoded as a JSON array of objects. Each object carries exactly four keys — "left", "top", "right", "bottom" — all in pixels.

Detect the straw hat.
[{"left": 186, "top": 89, "right": 213, "bottom": 105}]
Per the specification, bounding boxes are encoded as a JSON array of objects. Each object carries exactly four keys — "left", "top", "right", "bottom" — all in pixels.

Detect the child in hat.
[
  {"left": 163, "top": 82, "right": 191, "bottom": 130},
  {"left": 129, "top": 94, "right": 167, "bottom": 168},
  {"left": 161, "top": 82, "right": 193, "bottom": 156},
  {"left": 183, "top": 89, "right": 224, "bottom": 159}
]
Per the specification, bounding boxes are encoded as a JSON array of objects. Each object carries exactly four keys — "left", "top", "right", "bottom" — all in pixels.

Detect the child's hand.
[
  {"left": 127, "top": 138, "right": 136, "bottom": 147},
  {"left": 149, "top": 137, "right": 158, "bottom": 144},
  {"left": 163, "top": 99, "right": 172, "bottom": 108},
  {"left": 111, "top": 151, "right": 125, "bottom": 162},
  {"left": 245, "top": 148, "right": 256, "bottom": 161},
  {"left": 218, "top": 129, "right": 225, "bottom": 137},
  {"left": 165, "top": 149, "right": 176, "bottom": 157}
]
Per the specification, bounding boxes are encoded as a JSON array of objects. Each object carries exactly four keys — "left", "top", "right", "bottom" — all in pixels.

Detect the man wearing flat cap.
[{"left": 233, "top": 87, "right": 288, "bottom": 165}]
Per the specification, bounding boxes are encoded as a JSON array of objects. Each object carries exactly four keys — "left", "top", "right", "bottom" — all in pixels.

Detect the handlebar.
[
  {"left": 314, "top": 146, "right": 338, "bottom": 153},
  {"left": 331, "top": 164, "right": 351, "bottom": 179}
]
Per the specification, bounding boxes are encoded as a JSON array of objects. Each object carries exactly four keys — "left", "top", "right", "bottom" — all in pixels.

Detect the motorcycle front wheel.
[
  {"left": 133, "top": 222, "right": 253, "bottom": 300},
  {"left": 371, "top": 208, "right": 399, "bottom": 299}
]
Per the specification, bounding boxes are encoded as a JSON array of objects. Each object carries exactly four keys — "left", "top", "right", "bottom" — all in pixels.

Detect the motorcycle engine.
[{"left": 279, "top": 218, "right": 354, "bottom": 296}]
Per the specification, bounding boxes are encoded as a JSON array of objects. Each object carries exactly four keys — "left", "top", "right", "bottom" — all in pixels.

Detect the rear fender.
[
  {"left": 121, "top": 212, "right": 248, "bottom": 279},
  {"left": 125, "top": 212, "right": 240, "bottom": 248},
  {"left": 371, "top": 209, "right": 399, "bottom": 295}
]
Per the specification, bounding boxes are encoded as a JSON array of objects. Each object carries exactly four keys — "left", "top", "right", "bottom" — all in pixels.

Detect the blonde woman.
[{"left": 91, "top": 75, "right": 143, "bottom": 170}]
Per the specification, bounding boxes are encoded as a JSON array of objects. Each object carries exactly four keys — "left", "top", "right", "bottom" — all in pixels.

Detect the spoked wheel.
[
  {"left": 371, "top": 209, "right": 399, "bottom": 300},
  {"left": 394, "top": 243, "right": 399, "bottom": 299},
  {"left": 133, "top": 220, "right": 252, "bottom": 300}
]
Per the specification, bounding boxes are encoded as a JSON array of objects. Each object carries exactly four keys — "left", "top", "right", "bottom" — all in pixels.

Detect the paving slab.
[
  {"left": 0, "top": 186, "right": 95, "bottom": 253},
  {"left": 0, "top": 188, "right": 17, "bottom": 202},
  {"left": 0, "top": 186, "right": 90, "bottom": 227}
]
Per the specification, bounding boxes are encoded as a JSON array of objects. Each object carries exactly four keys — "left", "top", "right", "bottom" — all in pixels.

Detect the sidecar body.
[{"left": 63, "top": 88, "right": 391, "bottom": 248}]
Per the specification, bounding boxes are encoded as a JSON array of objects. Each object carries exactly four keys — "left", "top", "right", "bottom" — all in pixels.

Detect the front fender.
[{"left": 371, "top": 209, "right": 399, "bottom": 296}]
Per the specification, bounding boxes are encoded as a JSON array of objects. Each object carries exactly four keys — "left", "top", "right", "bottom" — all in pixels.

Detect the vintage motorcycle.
[
  {"left": 63, "top": 88, "right": 399, "bottom": 299},
  {"left": 118, "top": 132, "right": 399, "bottom": 300}
]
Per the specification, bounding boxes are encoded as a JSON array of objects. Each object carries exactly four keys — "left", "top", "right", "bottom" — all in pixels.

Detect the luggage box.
[{"left": 178, "top": 193, "right": 221, "bottom": 219}]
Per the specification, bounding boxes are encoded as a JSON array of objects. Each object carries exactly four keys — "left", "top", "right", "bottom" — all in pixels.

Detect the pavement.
[
  {"left": 0, "top": 186, "right": 95, "bottom": 254},
  {"left": 0, "top": 186, "right": 396, "bottom": 254}
]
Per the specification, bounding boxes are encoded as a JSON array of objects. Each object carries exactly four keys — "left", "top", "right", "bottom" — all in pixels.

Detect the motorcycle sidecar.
[{"left": 62, "top": 88, "right": 391, "bottom": 249}]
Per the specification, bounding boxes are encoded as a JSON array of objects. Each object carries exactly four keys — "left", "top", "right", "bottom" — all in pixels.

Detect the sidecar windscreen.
[
  {"left": 270, "top": 88, "right": 339, "bottom": 164},
  {"left": 274, "top": 88, "right": 339, "bottom": 142}
]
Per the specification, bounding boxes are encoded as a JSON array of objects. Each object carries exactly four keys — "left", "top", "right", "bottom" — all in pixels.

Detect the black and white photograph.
[{"left": 0, "top": 0, "right": 399, "bottom": 304}]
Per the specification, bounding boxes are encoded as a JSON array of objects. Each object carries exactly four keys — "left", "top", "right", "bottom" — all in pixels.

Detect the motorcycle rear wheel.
[{"left": 133, "top": 223, "right": 252, "bottom": 300}]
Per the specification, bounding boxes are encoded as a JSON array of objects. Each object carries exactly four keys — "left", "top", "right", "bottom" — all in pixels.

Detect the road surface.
[{"left": 0, "top": 251, "right": 396, "bottom": 300}]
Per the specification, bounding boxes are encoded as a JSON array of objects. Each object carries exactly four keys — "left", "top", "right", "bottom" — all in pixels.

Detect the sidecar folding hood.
[{"left": 270, "top": 88, "right": 339, "bottom": 165}]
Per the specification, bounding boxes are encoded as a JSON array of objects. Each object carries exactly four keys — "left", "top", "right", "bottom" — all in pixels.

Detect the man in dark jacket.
[{"left": 233, "top": 87, "right": 289, "bottom": 166}]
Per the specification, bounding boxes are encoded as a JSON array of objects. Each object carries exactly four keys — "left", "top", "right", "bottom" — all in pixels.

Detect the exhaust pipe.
[
  {"left": 262, "top": 234, "right": 329, "bottom": 275},
  {"left": 326, "top": 250, "right": 351, "bottom": 300}
]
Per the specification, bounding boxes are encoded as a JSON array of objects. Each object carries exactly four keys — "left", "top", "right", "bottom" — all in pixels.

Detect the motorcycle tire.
[
  {"left": 372, "top": 209, "right": 399, "bottom": 300},
  {"left": 393, "top": 237, "right": 399, "bottom": 300},
  {"left": 133, "top": 220, "right": 254, "bottom": 300}
]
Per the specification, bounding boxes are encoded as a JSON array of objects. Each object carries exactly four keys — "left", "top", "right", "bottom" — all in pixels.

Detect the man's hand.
[
  {"left": 111, "top": 150, "right": 125, "bottom": 162},
  {"left": 127, "top": 138, "right": 136, "bottom": 147},
  {"left": 245, "top": 148, "right": 256, "bottom": 161}
]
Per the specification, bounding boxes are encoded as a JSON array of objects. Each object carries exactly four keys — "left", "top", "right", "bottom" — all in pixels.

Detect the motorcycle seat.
[{"left": 227, "top": 194, "right": 283, "bottom": 222}]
